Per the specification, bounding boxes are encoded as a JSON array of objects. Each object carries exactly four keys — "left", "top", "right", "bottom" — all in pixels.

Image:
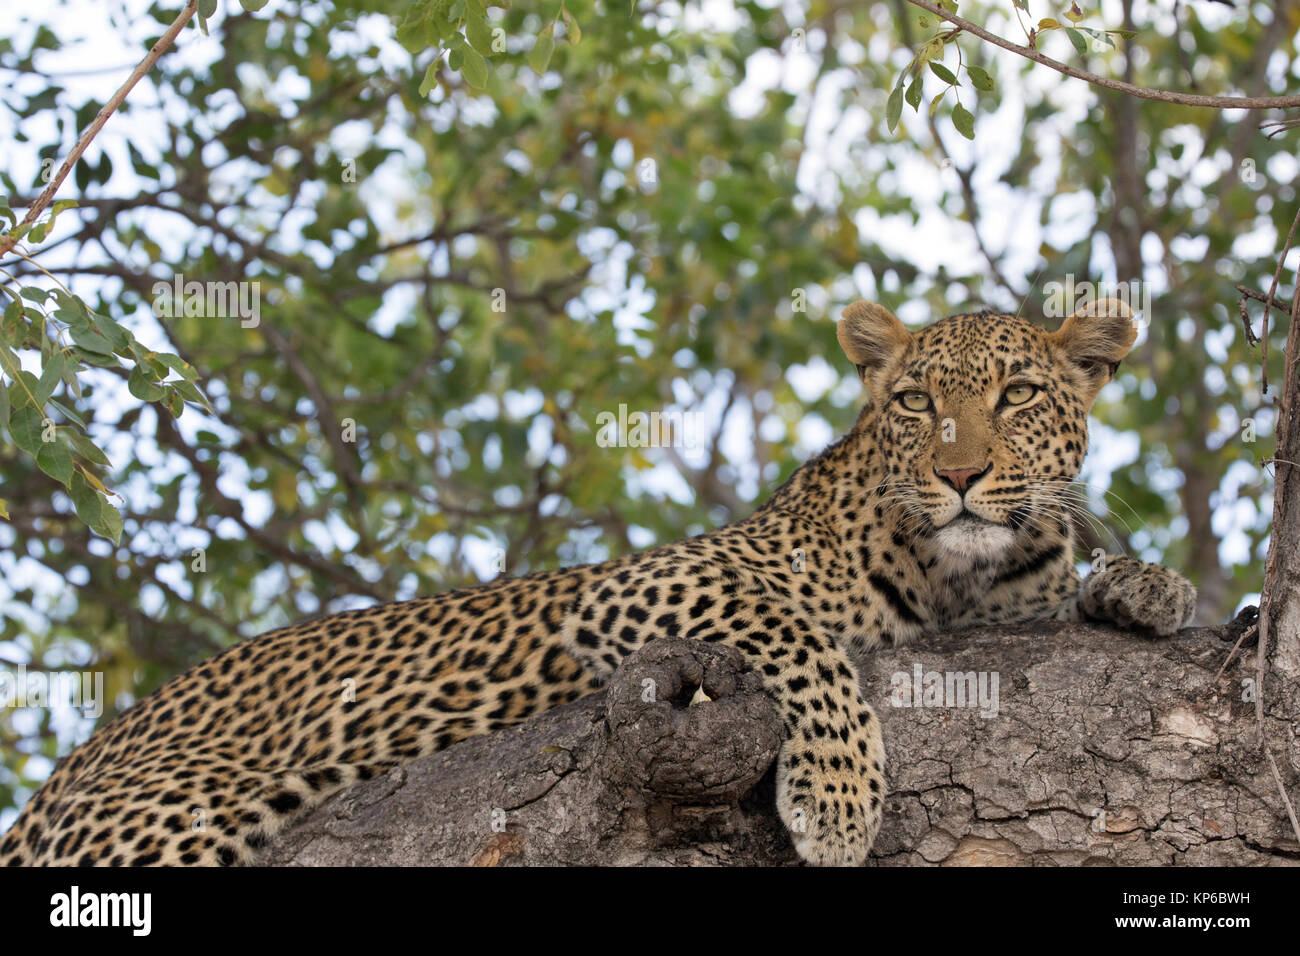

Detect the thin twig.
[
  {"left": 1262, "top": 118, "right": 1300, "bottom": 139},
  {"left": 1265, "top": 747, "right": 1300, "bottom": 847},
  {"left": 1213, "top": 623, "right": 1258, "bottom": 681},
  {"left": 1236, "top": 285, "right": 1295, "bottom": 318},
  {"left": 903, "top": 0, "right": 1300, "bottom": 109},
  {"left": 1259, "top": 203, "right": 1300, "bottom": 393},
  {"left": 1239, "top": 295, "right": 1259, "bottom": 347},
  {"left": 925, "top": 114, "right": 1023, "bottom": 304},
  {"left": 0, "top": 1, "right": 198, "bottom": 258}
]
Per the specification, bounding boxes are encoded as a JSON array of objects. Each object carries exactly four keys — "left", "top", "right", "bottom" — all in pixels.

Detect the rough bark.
[
  {"left": 262, "top": 613, "right": 1299, "bottom": 866},
  {"left": 1253, "top": 246, "right": 1300, "bottom": 855}
]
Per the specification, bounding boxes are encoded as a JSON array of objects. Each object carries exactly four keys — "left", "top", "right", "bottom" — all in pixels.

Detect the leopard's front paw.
[
  {"left": 1080, "top": 555, "right": 1197, "bottom": 637},
  {"left": 775, "top": 745, "right": 884, "bottom": 867}
]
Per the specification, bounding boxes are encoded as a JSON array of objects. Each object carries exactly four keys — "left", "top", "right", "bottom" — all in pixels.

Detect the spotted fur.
[{"left": 0, "top": 296, "right": 1196, "bottom": 867}]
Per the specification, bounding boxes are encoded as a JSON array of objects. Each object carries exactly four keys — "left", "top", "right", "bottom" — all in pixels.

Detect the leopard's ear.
[
  {"left": 837, "top": 301, "right": 912, "bottom": 386},
  {"left": 1050, "top": 297, "right": 1138, "bottom": 388}
]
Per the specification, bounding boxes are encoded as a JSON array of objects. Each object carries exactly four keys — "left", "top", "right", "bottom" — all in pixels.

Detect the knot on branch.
[{"left": 602, "top": 637, "right": 783, "bottom": 804}]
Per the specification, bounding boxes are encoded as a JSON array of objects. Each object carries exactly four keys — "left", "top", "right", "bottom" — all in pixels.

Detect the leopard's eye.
[
  {"left": 1002, "top": 384, "right": 1038, "bottom": 406},
  {"left": 898, "top": 390, "right": 931, "bottom": 412}
]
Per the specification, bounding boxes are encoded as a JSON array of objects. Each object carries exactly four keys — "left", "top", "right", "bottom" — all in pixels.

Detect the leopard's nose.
[{"left": 934, "top": 464, "right": 991, "bottom": 493}]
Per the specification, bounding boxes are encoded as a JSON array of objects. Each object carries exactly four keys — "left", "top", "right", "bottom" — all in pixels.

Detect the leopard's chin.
[{"left": 931, "top": 511, "right": 1017, "bottom": 563}]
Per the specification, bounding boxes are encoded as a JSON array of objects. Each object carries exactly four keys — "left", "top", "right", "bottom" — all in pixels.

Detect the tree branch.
[
  {"left": 0, "top": 1, "right": 199, "bottom": 257},
  {"left": 265, "top": 615, "right": 1299, "bottom": 866},
  {"left": 902, "top": 0, "right": 1300, "bottom": 109}
]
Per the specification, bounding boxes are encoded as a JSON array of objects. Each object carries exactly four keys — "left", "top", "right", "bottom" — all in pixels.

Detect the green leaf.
[
  {"left": 154, "top": 352, "right": 198, "bottom": 377},
  {"left": 67, "top": 429, "right": 111, "bottom": 466},
  {"left": 90, "top": 312, "right": 131, "bottom": 351},
  {"left": 51, "top": 289, "right": 91, "bottom": 321},
  {"left": 60, "top": 356, "right": 82, "bottom": 399},
  {"left": 905, "top": 77, "right": 923, "bottom": 111},
  {"left": 1066, "top": 28, "right": 1088, "bottom": 54},
  {"left": 96, "top": 503, "right": 123, "bottom": 545},
  {"left": 561, "top": 7, "right": 581, "bottom": 43},
  {"left": 36, "top": 439, "right": 74, "bottom": 485},
  {"left": 915, "top": 37, "right": 943, "bottom": 73},
  {"left": 395, "top": 2, "right": 435, "bottom": 54},
  {"left": 48, "top": 397, "right": 86, "bottom": 429},
  {"left": 928, "top": 62, "right": 957, "bottom": 85},
  {"left": 952, "top": 102, "right": 975, "bottom": 139},
  {"left": 886, "top": 85, "right": 904, "bottom": 132},
  {"left": 127, "top": 142, "right": 161, "bottom": 180},
  {"left": 128, "top": 365, "right": 166, "bottom": 402},
  {"left": 170, "top": 377, "right": 210, "bottom": 409},
  {"left": 1082, "top": 28, "right": 1115, "bottom": 49},
  {"left": 37, "top": 352, "right": 67, "bottom": 404},
  {"left": 529, "top": 23, "right": 556, "bottom": 75},
  {"left": 967, "top": 65, "right": 994, "bottom": 91},
  {"left": 239, "top": 0, "right": 270, "bottom": 10},
  {"left": 3, "top": 295, "right": 20, "bottom": 331},
  {"left": 198, "top": 0, "right": 218, "bottom": 18},
  {"left": 9, "top": 370, "right": 42, "bottom": 408},
  {"left": 69, "top": 470, "right": 100, "bottom": 523},
  {"left": 458, "top": 45, "right": 489, "bottom": 88},
  {"left": 9, "top": 404, "right": 45, "bottom": 455},
  {"left": 466, "top": 14, "right": 495, "bottom": 55},
  {"left": 0, "top": 377, "right": 8, "bottom": 428},
  {"left": 69, "top": 323, "right": 116, "bottom": 355},
  {"left": 70, "top": 471, "right": 121, "bottom": 543},
  {"left": 419, "top": 60, "right": 441, "bottom": 97},
  {"left": 70, "top": 346, "right": 122, "bottom": 368}
]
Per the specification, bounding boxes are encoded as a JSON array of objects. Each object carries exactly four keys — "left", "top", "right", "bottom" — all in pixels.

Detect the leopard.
[{"left": 0, "top": 295, "right": 1198, "bottom": 867}]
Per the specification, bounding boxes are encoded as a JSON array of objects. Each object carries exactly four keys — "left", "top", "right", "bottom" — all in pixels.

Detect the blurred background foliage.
[{"left": 0, "top": 0, "right": 1291, "bottom": 824}]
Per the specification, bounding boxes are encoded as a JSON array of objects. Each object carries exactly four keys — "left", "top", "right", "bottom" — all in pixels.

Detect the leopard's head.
[{"left": 837, "top": 299, "right": 1137, "bottom": 561}]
